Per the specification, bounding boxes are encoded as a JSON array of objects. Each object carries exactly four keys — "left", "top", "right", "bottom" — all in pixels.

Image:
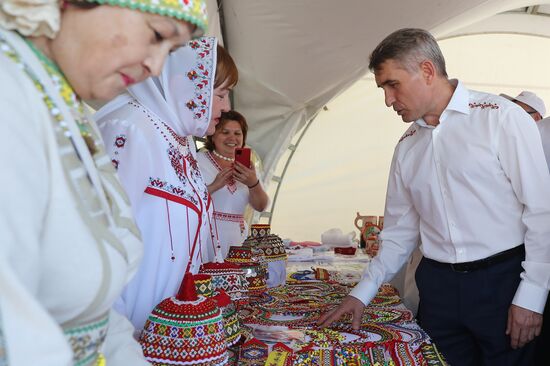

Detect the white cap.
[{"left": 500, "top": 91, "right": 546, "bottom": 117}]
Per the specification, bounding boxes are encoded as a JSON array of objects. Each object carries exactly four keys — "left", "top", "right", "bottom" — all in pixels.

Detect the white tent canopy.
[{"left": 206, "top": 0, "right": 550, "bottom": 239}]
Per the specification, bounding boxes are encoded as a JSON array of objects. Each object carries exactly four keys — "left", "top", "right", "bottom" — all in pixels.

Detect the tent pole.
[{"left": 267, "top": 110, "right": 322, "bottom": 225}]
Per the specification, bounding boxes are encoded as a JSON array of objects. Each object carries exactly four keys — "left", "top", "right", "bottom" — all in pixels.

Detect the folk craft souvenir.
[
  {"left": 140, "top": 272, "right": 228, "bottom": 366},
  {"left": 242, "top": 224, "right": 287, "bottom": 287},
  {"left": 212, "top": 291, "right": 242, "bottom": 347},
  {"left": 264, "top": 343, "right": 293, "bottom": 366},
  {"left": 193, "top": 274, "right": 214, "bottom": 298},
  {"left": 198, "top": 261, "right": 249, "bottom": 305},
  {"left": 225, "top": 246, "right": 267, "bottom": 297},
  {"left": 193, "top": 274, "right": 242, "bottom": 347},
  {"left": 238, "top": 338, "right": 268, "bottom": 366}
]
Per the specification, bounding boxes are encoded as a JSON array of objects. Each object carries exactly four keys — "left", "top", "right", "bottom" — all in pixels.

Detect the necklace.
[
  {"left": 23, "top": 38, "right": 98, "bottom": 156},
  {"left": 212, "top": 149, "right": 233, "bottom": 162}
]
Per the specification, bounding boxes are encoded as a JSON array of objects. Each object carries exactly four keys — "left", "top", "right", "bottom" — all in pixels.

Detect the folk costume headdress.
[
  {"left": 93, "top": 36, "right": 221, "bottom": 333},
  {"left": 140, "top": 272, "right": 229, "bottom": 365},
  {"left": 95, "top": 36, "right": 218, "bottom": 264},
  {"left": 95, "top": 36, "right": 216, "bottom": 138},
  {"left": 0, "top": 0, "right": 207, "bottom": 39},
  {"left": 243, "top": 224, "right": 287, "bottom": 288}
]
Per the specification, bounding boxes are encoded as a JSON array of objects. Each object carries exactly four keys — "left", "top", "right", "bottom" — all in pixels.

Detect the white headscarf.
[{"left": 94, "top": 36, "right": 217, "bottom": 138}]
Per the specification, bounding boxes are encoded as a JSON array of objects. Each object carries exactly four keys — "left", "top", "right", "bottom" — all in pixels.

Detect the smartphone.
[{"left": 234, "top": 147, "right": 251, "bottom": 168}]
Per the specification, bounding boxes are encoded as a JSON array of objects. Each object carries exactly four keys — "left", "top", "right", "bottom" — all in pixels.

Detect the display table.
[{"left": 230, "top": 253, "right": 448, "bottom": 365}]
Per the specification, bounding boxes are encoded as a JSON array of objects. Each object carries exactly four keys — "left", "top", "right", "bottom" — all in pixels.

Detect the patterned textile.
[
  {"left": 238, "top": 338, "right": 268, "bottom": 366},
  {"left": 193, "top": 274, "right": 242, "bottom": 348},
  {"left": 250, "top": 224, "right": 270, "bottom": 237},
  {"left": 81, "top": 0, "right": 208, "bottom": 34},
  {"left": 237, "top": 273, "right": 447, "bottom": 365},
  {"left": 194, "top": 274, "right": 214, "bottom": 298},
  {"left": 242, "top": 224, "right": 287, "bottom": 288},
  {"left": 199, "top": 261, "right": 249, "bottom": 305},
  {"left": 220, "top": 302, "right": 241, "bottom": 347},
  {"left": 1, "top": 30, "right": 143, "bottom": 366},
  {"left": 63, "top": 314, "right": 109, "bottom": 366},
  {"left": 140, "top": 296, "right": 228, "bottom": 365},
  {"left": 243, "top": 224, "right": 288, "bottom": 263},
  {"left": 226, "top": 246, "right": 267, "bottom": 297}
]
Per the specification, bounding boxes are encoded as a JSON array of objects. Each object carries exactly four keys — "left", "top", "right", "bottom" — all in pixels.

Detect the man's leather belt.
[{"left": 424, "top": 244, "right": 525, "bottom": 273}]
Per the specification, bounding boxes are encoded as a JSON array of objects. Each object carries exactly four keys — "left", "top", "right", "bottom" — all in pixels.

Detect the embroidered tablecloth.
[{"left": 232, "top": 259, "right": 447, "bottom": 366}]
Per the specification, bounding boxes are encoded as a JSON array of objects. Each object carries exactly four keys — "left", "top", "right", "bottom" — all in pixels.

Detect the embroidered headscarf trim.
[{"left": 0, "top": 0, "right": 207, "bottom": 39}]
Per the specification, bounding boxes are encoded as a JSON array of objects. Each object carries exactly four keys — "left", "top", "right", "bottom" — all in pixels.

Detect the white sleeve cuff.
[
  {"left": 512, "top": 280, "right": 549, "bottom": 314},
  {"left": 349, "top": 279, "right": 381, "bottom": 306}
]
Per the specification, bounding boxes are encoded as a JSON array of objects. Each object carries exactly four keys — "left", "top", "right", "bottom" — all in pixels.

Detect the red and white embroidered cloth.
[
  {"left": 197, "top": 150, "right": 253, "bottom": 257},
  {"left": 95, "top": 38, "right": 219, "bottom": 331}
]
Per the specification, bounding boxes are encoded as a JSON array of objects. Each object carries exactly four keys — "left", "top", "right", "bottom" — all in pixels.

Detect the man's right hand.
[{"left": 317, "top": 295, "right": 365, "bottom": 330}]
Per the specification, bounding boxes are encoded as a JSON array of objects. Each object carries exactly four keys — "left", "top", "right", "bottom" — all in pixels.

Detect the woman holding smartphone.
[{"left": 197, "top": 110, "right": 269, "bottom": 257}]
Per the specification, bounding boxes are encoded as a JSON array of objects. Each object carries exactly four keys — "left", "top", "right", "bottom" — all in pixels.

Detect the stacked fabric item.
[
  {"left": 193, "top": 274, "right": 242, "bottom": 347},
  {"left": 139, "top": 273, "right": 229, "bottom": 365},
  {"left": 242, "top": 224, "right": 287, "bottom": 287},
  {"left": 225, "top": 245, "right": 267, "bottom": 297},
  {"left": 198, "top": 261, "right": 249, "bottom": 306}
]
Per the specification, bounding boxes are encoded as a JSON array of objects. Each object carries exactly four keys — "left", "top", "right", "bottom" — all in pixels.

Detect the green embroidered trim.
[
  {"left": 22, "top": 38, "right": 98, "bottom": 155},
  {"left": 82, "top": 0, "right": 208, "bottom": 33},
  {"left": 147, "top": 313, "right": 221, "bottom": 327},
  {"left": 64, "top": 315, "right": 109, "bottom": 335}
]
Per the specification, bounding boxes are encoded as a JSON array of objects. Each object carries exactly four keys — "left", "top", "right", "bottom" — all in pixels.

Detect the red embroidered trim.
[
  {"left": 469, "top": 102, "right": 499, "bottom": 110},
  {"left": 145, "top": 187, "right": 200, "bottom": 216},
  {"left": 213, "top": 211, "right": 244, "bottom": 223},
  {"left": 398, "top": 129, "right": 416, "bottom": 143}
]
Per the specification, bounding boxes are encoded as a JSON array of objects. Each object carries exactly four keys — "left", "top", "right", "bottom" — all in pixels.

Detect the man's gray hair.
[{"left": 369, "top": 28, "right": 448, "bottom": 77}]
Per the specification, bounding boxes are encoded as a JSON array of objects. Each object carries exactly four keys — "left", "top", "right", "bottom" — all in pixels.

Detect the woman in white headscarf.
[
  {"left": 95, "top": 38, "right": 238, "bottom": 331},
  {"left": 0, "top": 0, "right": 207, "bottom": 365}
]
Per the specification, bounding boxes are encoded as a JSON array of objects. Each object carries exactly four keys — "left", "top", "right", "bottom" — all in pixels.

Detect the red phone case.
[{"left": 234, "top": 147, "right": 251, "bottom": 168}]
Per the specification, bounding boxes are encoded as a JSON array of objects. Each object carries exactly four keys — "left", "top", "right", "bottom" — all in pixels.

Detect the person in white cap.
[
  {"left": 500, "top": 91, "right": 550, "bottom": 172},
  {"left": 501, "top": 91, "right": 550, "bottom": 364},
  {"left": 501, "top": 91, "right": 546, "bottom": 121}
]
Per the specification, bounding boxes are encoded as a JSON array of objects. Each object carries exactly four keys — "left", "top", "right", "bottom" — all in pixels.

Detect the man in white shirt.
[{"left": 318, "top": 28, "right": 550, "bottom": 366}]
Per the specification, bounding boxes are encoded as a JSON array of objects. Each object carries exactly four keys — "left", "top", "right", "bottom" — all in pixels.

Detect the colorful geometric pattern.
[
  {"left": 250, "top": 224, "right": 271, "bottom": 237},
  {"left": 63, "top": 313, "right": 109, "bottom": 366},
  {"left": 82, "top": 0, "right": 208, "bottom": 34},
  {"left": 220, "top": 302, "right": 241, "bottom": 347},
  {"left": 199, "top": 261, "right": 249, "bottom": 304},
  {"left": 244, "top": 225, "right": 288, "bottom": 263},
  {"left": 225, "top": 246, "right": 267, "bottom": 297},
  {"left": 238, "top": 272, "right": 448, "bottom": 365},
  {"left": 238, "top": 338, "right": 268, "bottom": 366},
  {"left": 194, "top": 274, "right": 214, "bottom": 298},
  {"left": 140, "top": 296, "right": 228, "bottom": 365}
]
